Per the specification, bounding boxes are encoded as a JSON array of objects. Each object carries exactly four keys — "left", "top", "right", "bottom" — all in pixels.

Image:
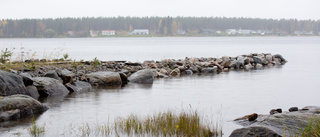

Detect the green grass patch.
[
  {"left": 28, "top": 116, "right": 45, "bottom": 137},
  {"left": 298, "top": 116, "right": 320, "bottom": 137},
  {"left": 114, "top": 110, "right": 221, "bottom": 137}
]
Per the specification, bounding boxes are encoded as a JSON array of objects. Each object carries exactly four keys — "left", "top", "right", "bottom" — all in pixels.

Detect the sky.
[{"left": 1, "top": 0, "right": 320, "bottom": 20}]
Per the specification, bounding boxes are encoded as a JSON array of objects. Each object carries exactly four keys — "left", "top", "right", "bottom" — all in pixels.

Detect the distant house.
[
  {"left": 130, "top": 29, "right": 149, "bottom": 35},
  {"left": 102, "top": 30, "right": 116, "bottom": 36},
  {"left": 226, "top": 29, "right": 237, "bottom": 35},
  {"left": 200, "top": 29, "right": 215, "bottom": 34},
  {"left": 67, "top": 31, "right": 75, "bottom": 37},
  {"left": 238, "top": 29, "right": 251, "bottom": 35},
  {"left": 177, "top": 30, "right": 186, "bottom": 35},
  {"left": 90, "top": 30, "right": 99, "bottom": 37}
]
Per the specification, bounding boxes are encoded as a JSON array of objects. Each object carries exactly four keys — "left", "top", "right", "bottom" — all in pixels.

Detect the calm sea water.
[{"left": 1, "top": 37, "right": 320, "bottom": 136}]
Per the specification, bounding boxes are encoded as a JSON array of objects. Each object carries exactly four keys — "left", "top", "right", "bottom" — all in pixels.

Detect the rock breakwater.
[{"left": 0, "top": 53, "right": 287, "bottom": 121}]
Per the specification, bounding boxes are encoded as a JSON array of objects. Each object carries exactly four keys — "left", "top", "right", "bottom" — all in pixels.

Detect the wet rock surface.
[{"left": 0, "top": 94, "right": 48, "bottom": 122}]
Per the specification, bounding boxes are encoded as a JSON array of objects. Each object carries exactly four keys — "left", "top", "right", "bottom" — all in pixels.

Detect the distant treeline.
[{"left": 0, "top": 16, "right": 319, "bottom": 37}]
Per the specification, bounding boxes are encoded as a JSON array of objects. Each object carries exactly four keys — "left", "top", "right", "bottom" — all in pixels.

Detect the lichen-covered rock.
[
  {"left": 0, "top": 94, "right": 48, "bottom": 122},
  {"left": 128, "top": 69, "right": 154, "bottom": 84},
  {"left": 0, "top": 70, "right": 29, "bottom": 96},
  {"left": 33, "top": 77, "right": 69, "bottom": 97}
]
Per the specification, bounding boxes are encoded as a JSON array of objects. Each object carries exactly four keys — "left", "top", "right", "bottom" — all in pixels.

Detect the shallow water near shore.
[{"left": 1, "top": 37, "right": 320, "bottom": 136}]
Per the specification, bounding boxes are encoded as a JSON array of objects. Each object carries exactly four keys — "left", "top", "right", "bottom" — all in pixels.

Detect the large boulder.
[
  {"left": 232, "top": 106, "right": 320, "bottom": 136},
  {"left": 65, "top": 81, "right": 92, "bottom": 93},
  {"left": 128, "top": 69, "right": 154, "bottom": 84},
  {"left": 19, "top": 72, "right": 34, "bottom": 86},
  {"left": 56, "top": 69, "right": 75, "bottom": 84},
  {"left": 33, "top": 77, "right": 70, "bottom": 97},
  {"left": 86, "top": 71, "right": 122, "bottom": 86},
  {"left": 273, "top": 54, "right": 287, "bottom": 64},
  {"left": 0, "top": 94, "right": 48, "bottom": 122},
  {"left": 0, "top": 70, "right": 29, "bottom": 96},
  {"left": 230, "top": 126, "right": 281, "bottom": 137}
]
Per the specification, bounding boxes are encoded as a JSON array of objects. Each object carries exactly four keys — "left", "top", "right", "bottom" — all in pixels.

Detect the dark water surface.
[{"left": 1, "top": 37, "right": 320, "bottom": 136}]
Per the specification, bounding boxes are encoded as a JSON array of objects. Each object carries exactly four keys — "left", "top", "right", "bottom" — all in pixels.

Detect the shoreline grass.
[
  {"left": 74, "top": 109, "right": 222, "bottom": 137},
  {"left": 28, "top": 116, "right": 45, "bottom": 137}
]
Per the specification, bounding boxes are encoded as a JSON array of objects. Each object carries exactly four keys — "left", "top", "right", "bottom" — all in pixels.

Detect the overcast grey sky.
[{"left": 1, "top": 0, "right": 319, "bottom": 20}]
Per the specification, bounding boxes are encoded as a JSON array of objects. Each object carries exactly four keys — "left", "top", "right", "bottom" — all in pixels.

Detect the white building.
[
  {"left": 226, "top": 29, "right": 237, "bottom": 35},
  {"left": 102, "top": 30, "right": 116, "bottom": 36},
  {"left": 130, "top": 29, "right": 149, "bottom": 35},
  {"left": 238, "top": 29, "right": 251, "bottom": 35}
]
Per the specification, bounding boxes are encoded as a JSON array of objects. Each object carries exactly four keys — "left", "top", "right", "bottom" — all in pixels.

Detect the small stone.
[
  {"left": 289, "top": 107, "right": 298, "bottom": 112},
  {"left": 248, "top": 113, "right": 258, "bottom": 121}
]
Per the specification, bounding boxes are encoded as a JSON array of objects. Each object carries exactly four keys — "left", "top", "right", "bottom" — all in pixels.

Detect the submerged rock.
[
  {"left": 128, "top": 69, "right": 154, "bottom": 84},
  {"left": 0, "top": 70, "right": 29, "bottom": 96},
  {"left": 0, "top": 94, "right": 48, "bottom": 122}
]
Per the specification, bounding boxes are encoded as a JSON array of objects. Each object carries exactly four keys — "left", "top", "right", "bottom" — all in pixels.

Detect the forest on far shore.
[{"left": 0, "top": 16, "right": 319, "bottom": 38}]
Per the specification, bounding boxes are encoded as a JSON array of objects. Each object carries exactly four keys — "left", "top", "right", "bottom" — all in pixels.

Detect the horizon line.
[{"left": 1, "top": 16, "right": 319, "bottom": 21}]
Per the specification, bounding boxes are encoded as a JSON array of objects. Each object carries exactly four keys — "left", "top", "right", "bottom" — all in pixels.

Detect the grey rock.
[
  {"left": 170, "top": 68, "right": 180, "bottom": 76},
  {"left": 33, "top": 77, "right": 69, "bottom": 97},
  {"left": 57, "top": 69, "right": 75, "bottom": 84},
  {"left": 44, "top": 70, "right": 63, "bottom": 83},
  {"left": 230, "top": 126, "right": 281, "bottom": 137},
  {"left": 256, "top": 64, "right": 263, "bottom": 69},
  {"left": 189, "top": 65, "right": 199, "bottom": 73},
  {"left": 19, "top": 72, "right": 34, "bottom": 86},
  {"left": 0, "top": 94, "right": 48, "bottom": 122},
  {"left": 65, "top": 81, "right": 92, "bottom": 93},
  {"left": 128, "top": 69, "right": 154, "bottom": 84},
  {"left": 185, "top": 70, "right": 193, "bottom": 75},
  {"left": 86, "top": 71, "right": 122, "bottom": 86},
  {"left": 273, "top": 54, "right": 287, "bottom": 64},
  {"left": 26, "top": 85, "right": 39, "bottom": 99},
  {"left": 201, "top": 66, "right": 217, "bottom": 74},
  {"left": 119, "top": 72, "right": 128, "bottom": 84},
  {"left": 0, "top": 70, "right": 29, "bottom": 96},
  {"left": 252, "top": 56, "right": 262, "bottom": 64},
  {"left": 244, "top": 64, "right": 253, "bottom": 71},
  {"left": 221, "top": 56, "right": 230, "bottom": 61}
]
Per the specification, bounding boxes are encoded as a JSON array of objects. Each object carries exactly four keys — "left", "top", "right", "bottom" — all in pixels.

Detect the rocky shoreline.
[{"left": 0, "top": 53, "right": 292, "bottom": 136}]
